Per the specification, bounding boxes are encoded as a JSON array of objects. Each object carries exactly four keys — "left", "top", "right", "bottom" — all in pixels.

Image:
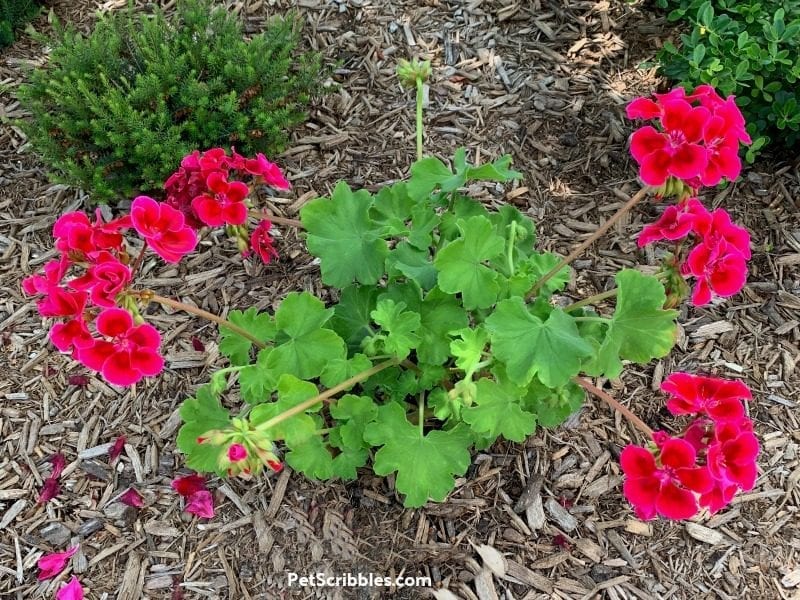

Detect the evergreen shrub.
[
  {"left": 0, "top": 0, "right": 41, "bottom": 47},
  {"left": 18, "top": 0, "right": 323, "bottom": 202}
]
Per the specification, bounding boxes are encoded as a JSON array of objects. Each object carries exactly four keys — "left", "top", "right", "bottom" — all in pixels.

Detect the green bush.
[
  {"left": 1, "top": 0, "right": 41, "bottom": 47},
  {"left": 655, "top": 0, "right": 800, "bottom": 159},
  {"left": 17, "top": 0, "right": 324, "bottom": 202}
]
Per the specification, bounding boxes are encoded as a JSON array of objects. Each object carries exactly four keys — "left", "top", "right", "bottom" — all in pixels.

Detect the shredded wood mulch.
[{"left": 2, "top": 0, "right": 799, "bottom": 598}]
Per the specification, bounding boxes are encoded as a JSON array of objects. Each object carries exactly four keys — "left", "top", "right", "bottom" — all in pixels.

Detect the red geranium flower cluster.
[
  {"left": 621, "top": 373, "right": 758, "bottom": 520},
  {"left": 637, "top": 198, "right": 750, "bottom": 305},
  {"left": 627, "top": 85, "right": 751, "bottom": 188},
  {"left": 22, "top": 200, "right": 196, "bottom": 386}
]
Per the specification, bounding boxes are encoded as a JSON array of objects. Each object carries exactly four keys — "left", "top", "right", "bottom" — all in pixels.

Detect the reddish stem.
[{"left": 573, "top": 376, "right": 654, "bottom": 438}]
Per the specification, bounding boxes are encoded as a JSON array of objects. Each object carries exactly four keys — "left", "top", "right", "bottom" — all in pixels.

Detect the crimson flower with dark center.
[
  {"left": 620, "top": 438, "right": 712, "bottom": 520},
  {"left": 661, "top": 372, "right": 751, "bottom": 422},
  {"left": 629, "top": 99, "right": 710, "bottom": 186},
  {"left": 76, "top": 308, "right": 164, "bottom": 386},
  {"left": 130, "top": 196, "right": 198, "bottom": 263},
  {"left": 685, "top": 239, "right": 748, "bottom": 305}
]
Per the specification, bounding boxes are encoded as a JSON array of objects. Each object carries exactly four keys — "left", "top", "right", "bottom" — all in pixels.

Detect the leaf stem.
[
  {"left": 143, "top": 292, "right": 268, "bottom": 350},
  {"left": 573, "top": 376, "right": 654, "bottom": 438},
  {"left": 416, "top": 76, "right": 424, "bottom": 160},
  {"left": 418, "top": 392, "right": 425, "bottom": 436},
  {"left": 563, "top": 288, "right": 620, "bottom": 312},
  {"left": 255, "top": 359, "right": 398, "bottom": 432},
  {"left": 248, "top": 210, "right": 304, "bottom": 229},
  {"left": 506, "top": 221, "right": 518, "bottom": 276},
  {"left": 527, "top": 186, "right": 651, "bottom": 299}
]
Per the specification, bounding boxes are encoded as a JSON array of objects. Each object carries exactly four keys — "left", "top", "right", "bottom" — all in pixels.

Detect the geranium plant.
[{"left": 23, "top": 60, "right": 757, "bottom": 519}]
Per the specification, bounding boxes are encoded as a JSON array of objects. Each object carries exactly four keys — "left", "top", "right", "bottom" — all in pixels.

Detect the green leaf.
[
  {"left": 439, "top": 196, "right": 490, "bottom": 241},
  {"left": 177, "top": 385, "right": 232, "bottom": 474},
  {"left": 485, "top": 299, "right": 593, "bottom": 387},
  {"left": 583, "top": 270, "right": 678, "bottom": 379},
  {"left": 219, "top": 307, "right": 276, "bottom": 365},
  {"left": 450, "top": 326, "right": 490, "bottom": 377},
  {"left": 524, "top": 379, "right": 585, "bottom": 427},
  {"left": 320, "top": 353, "right": 373, "bottom": 389},
  {"left": 330, "top": 285, "right": 379, "bottom": 350},
  {"left": 370, "top": 182, "right": 414, "bottom": 236},
  {"left": 330, "top": 446, "right": 368, "bottom": 480},
  {"left": 329, "top": 394, "right": 379, "bottom": 448},
  {"left": 408, "top": 204, "right": 440, "bottom": 250},
  {"left": 364, "top": 402, "right": 473, "bottom": 507},
  {"left": 301, "top": 181, "right": 388, "bottom": 286},
  {"left": 239, "top": 348, "right": 278, "bottom": 403},
  {"left": 417, "top": 287, "right": 469, "bottom": 365},
  {"left": 370, "top": 299, "right": 421, "bottom": 360},
  {"left": 408, "top": 155, "right": 463, "bottom": 200},
  {"left": 267, "top": 292, "right": 346, "bottom": 379},
  {"left": 286, "top": 435, "right": 334, "bottom": 480},
  {"left": 466, "top": 154, "right": 523, "bottom": 182},
  {"left": 434, "top": 215, "right": 505, "bottom": 310},
  {"left": 524, "top": 252, "right": 571, "bottom": 295},
  {"left": 463, "top": 378, "right": 536, "bottom": 442},
  {"left": 386, "top": 242, "right": 438, "bottom": 289},
  {"left": 249, "top": 374, "right": 319, "bottom": 445}
]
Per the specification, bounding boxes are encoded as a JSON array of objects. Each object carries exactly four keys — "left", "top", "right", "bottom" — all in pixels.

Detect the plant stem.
[
  {"left": 418, "top": 392, "right": 425, "bottom": 436},
  {"left": 572, "top": 316, "right": 611, "bottom": 323},
  {"left": 249, "top": 210, "right": 304, "bottom": 229},
  {"left": 129, "top": 239, "right": 148, "bottom": 279},
  {"left": 255, "top": 359, "right": 398, "bottom": 432},
  {"left": 527, "top": 186, "right": 651, "bottom": 299},
  {"left": 416, "top": 76, "right": 424, "bottom": 160},
  {"left": 145, "top": 293, "right": 267, "bottom": 350},
  {"left": 506, "top": 221, "right": 518, "bottom": 276},
  {"left": 562, "top": 288, "right": 620, "bottom": 312},
  {"left": 573, "top": 376, "right": 654, "bottom": 438}
]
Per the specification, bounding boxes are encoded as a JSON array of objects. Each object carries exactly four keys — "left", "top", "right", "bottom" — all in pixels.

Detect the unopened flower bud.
[{"left": 396, "top": 58, "right": 432, "bottom": 88}]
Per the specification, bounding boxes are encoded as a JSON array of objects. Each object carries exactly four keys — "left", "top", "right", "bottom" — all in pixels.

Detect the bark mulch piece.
[{"left": 1, "top": 0, "right": 799, "bottom": 598}]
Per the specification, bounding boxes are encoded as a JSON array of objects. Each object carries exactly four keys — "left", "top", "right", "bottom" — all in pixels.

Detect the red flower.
[
  {"left": 23, "top": 258, "right": 88, "bottom": 318},
  {"left": 637, "top": 198, "right": 709, "bottom": 247},
  {"left": 50, "top": 318, "right": 93, "bottom": 355},
  {"left": 629, "top": 100, "right": 710, "bottom": 185},
  {"left": 76, "top": 308, "right": 164, "bottom": 386},
  {"left": 53, "top": 209, "right": 131, "bottom": 258},
  {"left": 227, "top": 443, "right": 248, "bottom": 462},
  {"left": 707, "top": 430, "right": 759, "bottom": 491},
  {"left": 621, "top": 439, "right": 712, "bottom": 520},
  {"left": 243, "top": 153, "right": 291, "bottom": 189},
  {"left": 56, "top": 576, "right": 84, "bottom": 600},
  {"left": 248, "top": 220, "right": 279, "bottom": 264},
  {"left": 191, "top": 172, "right": 249, "bottom": 227},
  {"left": 131, "top": 196, "right": 198, "bottom": 263},
  {"left": 692, "top": 208, "right": 751, "bottom": 259},
  {"left": 171, "top": 473, "right": 208, "bottom": 497},
  {"left": 685, "top": 239, "right": 748, "bottom": 305},
  {"left": 69, "top": 251, "right": 131, "bottom": 307},
  {"left": 37, "top": 546, "right": 78, "bottom": 580},
  {"left": 661, "top": 373, "right": 751, "bottom": 421}
]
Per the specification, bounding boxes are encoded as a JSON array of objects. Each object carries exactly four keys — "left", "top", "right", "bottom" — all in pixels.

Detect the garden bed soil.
[{"left": 1, "top": 0, "right": 799, "bottom": 598}]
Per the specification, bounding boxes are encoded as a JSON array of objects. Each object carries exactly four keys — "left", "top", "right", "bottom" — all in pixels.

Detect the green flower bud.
[{"left": 396, "top": 58, "right": 432, "bottom": 88}]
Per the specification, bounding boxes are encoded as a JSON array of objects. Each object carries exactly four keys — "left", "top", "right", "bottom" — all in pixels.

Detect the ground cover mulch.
[{"left": 1, "top": 0, "right": 799, "bottom": 598}]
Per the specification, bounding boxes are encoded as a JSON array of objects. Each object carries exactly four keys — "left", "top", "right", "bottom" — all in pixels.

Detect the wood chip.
[
  {"left": 685, "top": 522, "right": 726, "bottom": 545},
  {"left": 545, "top": 498, "right": 578, "bottom": 531}
]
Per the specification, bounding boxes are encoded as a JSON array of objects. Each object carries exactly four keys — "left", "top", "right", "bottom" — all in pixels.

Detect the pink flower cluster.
[
  {"left": 637, "top": 198, "right": 750, "bottom": 305},
  {"left": 621, "top": 373, "right": 758, "bottom": 520},
  {"left": 165, "top": 147, "right": 289, "bottom": 233},
  {"left": 22, "top": 200, "right": 196, "bottom": 386},
  {"left": 627, "top": 85, "right": 751, "bottom": 188}
]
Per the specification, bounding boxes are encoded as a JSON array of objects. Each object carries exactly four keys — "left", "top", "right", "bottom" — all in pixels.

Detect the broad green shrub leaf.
[
  {"left": 219, "top": 307, "right": 276, "bottom": 365},
  {"left": 320, "top": 354, "right": 373, "bottom": 389},
  {"left": 286, "top": 435, "right": 334, "bottom": 480},
  {"left": 329, "top": 394, "right": 379, "bottom": 448},
  {"left": 583, "top": 270, "right": 678, "bottom": 379},
  {"left": 525, "top": 253, "right": 571, "bottom": 295},
  {"left": 439, "top": 196, "right": 490, "bottom": 241},
  {"left": 267, "top": 292, "right": 346, "bottom": 379},
  {"left": 331, "top": 285, "right": 379, "bottom": 350},
  {"left": 408, "top": 152, "right": 465, "bottom": 200},
  {"left": 239, "top": 349, "right": 278, "bottom": 403},
  {"left": 177, "top": 385, "right": 232, "bottom": 473},
  {"left": 249, "top": 375, "right": 319, "bottom": 445},
  {"left": 524, "top": 379, "right": 585, "bottom": 427},
  {"left": 330, "top": 446, "right": 369, "bottom": 480},
  {"left": 463, "top": 378, "right": 536, "bottom": 442},
  {"left": 364, "top": 402, "right": 473, "bottom": 507},
  {"left": 466, "top": 154, "right": 523, "bottom": 182},
  {"left": 486, "top": 299, "right": 593, "bottom": 388},
  {"left": 369, "top": 299, "right": 421, "bottom": 360},
  {"left": 417, "top": 287, "right": 470, "bottom": 365},
  {"left": 301, "top": 181, "right": 388, "bottom": 287},
  {"left": 434, "top": 215, "right": 505, "bottom": 309},
  {"left": 386, "top": 242, "right": 438, "bottom": 289},
  {"left": 370, "top": 182, "right": 414, "bottom": 236},
  {"left": 450, "top": 327, "right": 490, "bottom": 377}
]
